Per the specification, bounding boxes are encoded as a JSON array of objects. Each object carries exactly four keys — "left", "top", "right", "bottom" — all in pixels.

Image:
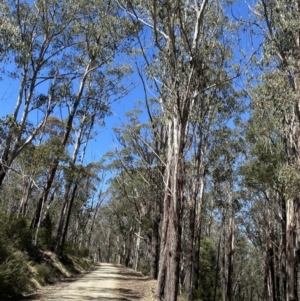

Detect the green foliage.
[
  {"left": 0, "top": 214, "right": 32, "bottom": 296},
  {"left": 0, "top": 251, "right": 31, "bottom": 296},
  {"left": 39, "top": 213, "right": 54, "bottom": 250},
  {"left": 36, "top": 263, "right": 54, "bottom": 285},
  {"left": 0, "top": 209, "right": 93, "bottom": 296},
  {"left": 63, "top": 242, "right": 90, "bottom": 258},
  {"left": 6, "top": 216, "right": 33, "bottom": 252},
  {"left": 194, "top": 238, "right": 221, "bottom": 301}
]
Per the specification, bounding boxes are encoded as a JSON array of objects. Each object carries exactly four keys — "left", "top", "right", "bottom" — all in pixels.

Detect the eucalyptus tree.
[
  {"left": 241, "top": 95, "right": 288, "bottom": 300},
  {"left": 0, "top": 0, "right": 84, "bottom": 186},
  {"left": 54, "top": 84, "right": 112, "bottom": 254},
  {"left": 29, "top": 0, "right": 137, "bottom": 238},
  {"left": 248, "top": 0, "right": 300, "bottom": 296},
  {"left": 118, "top": 0, "right": 240, "bottom": 299},
  {"left": 112, "top": 108, "right": 166, "bottom": 274},
  {"left": 105, "top": 110, "right": 164, "bottom": 272},
  {"left": 61, "top": 162, "right": 102, "bottom": 251},
  {"left": 184, "top": 87, "right": 242, "bottom": 300},
  {"left": 104, "top": 174, "right": 143, "bottom": 267}
]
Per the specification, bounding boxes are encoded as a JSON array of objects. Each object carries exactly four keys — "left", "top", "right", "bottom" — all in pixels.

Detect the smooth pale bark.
[
  {"left": 18, "top": 179, "right": 33, "bottom": 216},
  {"left": 87, "top": 196, "right": 103, "bottom": 253},
  {"left": 134, "top": 223, "right": 141, "bottom": 271}
]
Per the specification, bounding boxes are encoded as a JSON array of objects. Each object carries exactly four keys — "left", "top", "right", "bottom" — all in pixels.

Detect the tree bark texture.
[
  {"left": 150, "top": 214, "right": 160, "bottom": 279},
  {"left": 156, "top": 118, "right": 185, "bottom": 301}
]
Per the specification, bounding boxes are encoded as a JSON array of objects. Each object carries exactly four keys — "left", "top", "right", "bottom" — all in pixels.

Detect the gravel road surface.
[{"left": 22, "top": 263, "right": 156, "bottom": 301}]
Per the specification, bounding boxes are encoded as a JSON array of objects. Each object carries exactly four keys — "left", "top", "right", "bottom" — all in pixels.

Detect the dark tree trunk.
[
  {"left": 281, "top": 196, "right": 287, "bottom": 300},
  {"left": 185, "top": 205, "right": 195, "bottom": 300},
  {"left": 30, "top": 165, "right": 58, "bottom": 229},
  {"left": 184, "top": 172, "right": 205, "bottom": 299},
  {"left": 269, "top": 242, "right": 277, "bottom": 301},
  {"left": 226, "top": 200, "right": 234, "bottom": 301},
  {"left": 286, "top": 198, "right": 298, "bottom": 301},
  {"left": 55, "top": 179, "right": 72, "bottom": 252},
  {"left": 156, "top": 178, "right": 182, "bottom": 301},
  {"left": 150, "top": 215, "right": 160, "bottom": 279},
  {"left": 60, "top": 183, "right": 78, "bottom": 254}
]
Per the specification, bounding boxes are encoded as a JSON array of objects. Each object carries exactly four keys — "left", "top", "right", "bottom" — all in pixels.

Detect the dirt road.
[{"left": 25, "top": 263, "right": 156, "bottom": 301}]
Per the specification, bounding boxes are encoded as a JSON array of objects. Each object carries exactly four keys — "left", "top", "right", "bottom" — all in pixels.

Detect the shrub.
[
  {"left": 6, "top": 216, "right": 36, "bottom": 255},
  {"left": 64, "top": 243, "right": 89, "bottom": 258},
  {"left": 0, "top": 251, "right": 31, "bottom": 297},
  {"left": 36, "top": 263, "right": 53, "bottom": 284},
  {"left": 39, "top": 213, "right": 54, "bottom": 250}
]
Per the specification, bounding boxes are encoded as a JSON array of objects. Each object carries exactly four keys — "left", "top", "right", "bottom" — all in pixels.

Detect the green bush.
[
  {"left": 64, "top": 242, "right": 89, "bottom": 258},
  {"left": 194, "top": 237, "right": 222, "bottom": 301},
  {"left": 0, "top": 214, "right": 33, "bottom": 296},
  {"left": 0, "top": 251, "right": 31, "bottom": 297},
  {"left": 6, "top": 216, "right": 37, "bottom": 256},
  {"left": 39, "top": 213, "right": 54, "bottom": 250},
  {"left": 36, "top": 263, "right": 53, "bottom": 284},
  {"left": 138, "top": 261, "right": 150, "bottom": 276}
]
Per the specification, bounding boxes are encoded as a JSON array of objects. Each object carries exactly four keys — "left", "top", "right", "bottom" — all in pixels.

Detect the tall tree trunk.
[
  {"left": 264, "top": 205, "right": 277, "bottom": 301},
  {"left": 226, "top": 193, "right": 234, "bottom": 301},
  {"left": 156, "top": 193, "right": 182, "bottom": 301},
  {"left": 192, "top": 176, "right": 205, "bottom": 292},
  {"left": 286, "top": 198, "right": 298, "bottom": 301},
  {"left": 185, "top": 204, "right": 195, "bottom": 299},
  {"left": 185, "top": 173, "right": 205, "bottom": 300},
  {"left": 19, "top": 179, "right": 33, "bottom": 216},
  {"left": 281, "top": 196, "right": 288, "bottom": 300},
  {"left": 55, "top": 114, "right": 94, "bottom": 253},
  {"left": 31, "top": 62, "right": 92, "bottom": 231},
  {"left": 156, "top": 118, "right": 185, "bottom": 301},
  {"left": 60, "top": 183, "right": 78, "bottom": 254},
  {"left": 55, "top": 181, "right": 72, "bottom": 252},
  {"left": 134, "top": 223, "right": 141, "bottom": 271},
  {"left": 150, "top": 212, "right": 160, "bottom": 279}
]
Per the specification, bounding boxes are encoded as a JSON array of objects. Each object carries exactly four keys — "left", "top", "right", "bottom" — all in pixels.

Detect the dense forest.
[{"left": 0, "top": 0, "right": 300, "bottom": 300}]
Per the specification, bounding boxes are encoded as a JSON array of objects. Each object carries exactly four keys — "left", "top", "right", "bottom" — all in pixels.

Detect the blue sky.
[
  {"left": 0, "top": 0, "right": 258, "bottom": 179},
  {"left": 0, "top": 58, "right": 147, "bottom": 176}
]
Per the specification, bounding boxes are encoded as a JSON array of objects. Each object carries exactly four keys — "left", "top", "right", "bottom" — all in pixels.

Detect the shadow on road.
[{"left": 9, "top": 264, "right": 146, "bottom": 301}]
